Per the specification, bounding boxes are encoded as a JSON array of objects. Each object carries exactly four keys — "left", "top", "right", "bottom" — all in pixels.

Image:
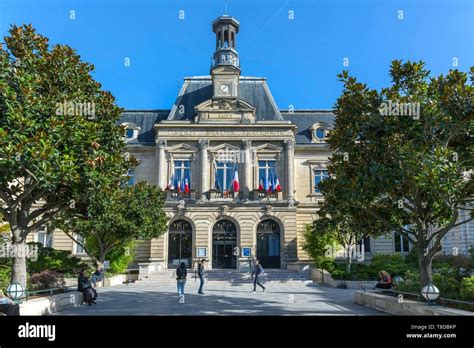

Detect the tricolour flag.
[
  {"left": 184, "top": 178, "right": 190, "bottom": 193},
  {"left": 258, "top": 177, "right": 264, "bottom": 191},
  {"left": 232, "top": 171, "right": 239, "bottom": 192},
  {"left": 177, "top": 179, "right": 182, "bottom": 193},
  {"left": 275, "top": 176, "right": 281, "bottom": 192},
  {"left": 167, "top": 175, "right": 175, "bottom": 190},
  {"left": 264, "top": 175, "right": 271, "bottom": 192}
]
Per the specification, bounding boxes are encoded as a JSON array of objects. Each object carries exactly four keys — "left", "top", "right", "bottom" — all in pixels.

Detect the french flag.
[
  {"left": 166, "top": 175, "right": 175, "bottom": 190},
  {"left": 275, "top": 176, "right": 281, "bottom": 192},
  {"left": 184, "top": 177, "right": 190, "bottom": 193},
  {"left": 232, "top": 171, "right": 239, "bottom": 192},
  {"left": 264, "top": 175, "right": 272, "bottom": 193},
  {"left": 177, "top": 179, "right": 182, "bottom": 193},
  {"left": 258, "top": 177, "right": 264, "bottom": 191}
]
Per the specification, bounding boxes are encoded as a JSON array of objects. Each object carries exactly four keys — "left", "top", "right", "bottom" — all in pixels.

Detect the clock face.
[{"left": 219, "top": 84, "right": 230, "bottom": 94}]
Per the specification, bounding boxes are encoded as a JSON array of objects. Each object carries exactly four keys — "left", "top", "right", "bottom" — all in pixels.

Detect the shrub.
[
  {"left": 319, "top": 258, "right": 336, "bottom": 273},
  {"left": 0, "top": 259, "right": 11, "bottom": 292},
  {"left": 27, "top": 243, "right": 87, "bottom": 277},
  {"left": 331, "top": 269, "right": 352, "bottom": 280},
  {"left": 105, "top": 241, "right": 135, "bottom": 275},
  {"left": 395, "top": 270, "right": 420, "bottom": 293},
  {"left": 369, "top": 254, "right": 411, "bottom": 277},
  {"left": 29, "top": 270, "right": 66, "bottom": 291},
  {"left": 432, "top": 268, "right": 460, "bottom": 300},
  {"left": 460, "top": 276, "right": 474, "bottom": 301}
]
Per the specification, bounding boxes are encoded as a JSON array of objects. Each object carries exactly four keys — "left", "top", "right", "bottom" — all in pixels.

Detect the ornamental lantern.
[
  {"left": 421, "top": 283, "right": 440, "bottom": 305},
  {"left": 6, "top": 282, "right": 25, "bottom": 301}
]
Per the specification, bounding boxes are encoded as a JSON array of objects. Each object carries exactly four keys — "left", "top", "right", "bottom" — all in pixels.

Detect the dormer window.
[
  {"left": 310, "top": 123, "right": 329, "bottom": 143},
  {"left": 315, "top": 127, "right": 325, "bottom": 140},
  {"left": 122, "top": 123, "right": 141, "bottom": 141}
]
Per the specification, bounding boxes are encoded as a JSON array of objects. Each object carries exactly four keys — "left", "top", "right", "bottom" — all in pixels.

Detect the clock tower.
[{"left": 211, "top": 15, "right": 240, "bottom": 100}]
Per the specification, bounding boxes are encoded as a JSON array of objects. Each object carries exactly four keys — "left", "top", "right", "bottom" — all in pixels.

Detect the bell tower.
[{"left": 211, "top": 15, "right": 240, "bottom": 100}]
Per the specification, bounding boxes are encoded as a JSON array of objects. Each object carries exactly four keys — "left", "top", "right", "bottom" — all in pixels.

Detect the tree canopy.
[{"left": 315, "top": 61, "right": 473, "bottom": 286}]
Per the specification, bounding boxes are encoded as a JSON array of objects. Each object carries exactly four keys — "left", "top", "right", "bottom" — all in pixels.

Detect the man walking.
[
  {"left": 251, "top": 258, "right": 265, "bottom": 292},
  {"left": 197, "top": 259, "right": 206, "bottom": 294}
]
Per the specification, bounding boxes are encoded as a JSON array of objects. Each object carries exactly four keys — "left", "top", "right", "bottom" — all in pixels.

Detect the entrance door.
[
  {"left": 212, "top": 219, "right": 237, "bottom": 269},
  {"left": 168, "top": 220, "right": 192, "bottom": 268},
  {"left": 257, "top": 219, "right": 281, "bottom": 268}
]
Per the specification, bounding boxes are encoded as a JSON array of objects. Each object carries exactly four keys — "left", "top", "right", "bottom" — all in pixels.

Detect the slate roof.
[
  {"left": 281, "top": 111, "right": 335, "bottom": 144},
  {"left": 167, "top": 76, "right": 283, "bottom": 121},
  {"left": 118, "top": 77, "right": 336, "bottom": 146},
  {"left": 120, "top": 110, "right": 169, "bottom": 146}
]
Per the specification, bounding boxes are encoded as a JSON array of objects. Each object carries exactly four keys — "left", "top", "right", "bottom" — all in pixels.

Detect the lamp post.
[{"left": 421, "top": 283, "right": 440, "bottom": 305}]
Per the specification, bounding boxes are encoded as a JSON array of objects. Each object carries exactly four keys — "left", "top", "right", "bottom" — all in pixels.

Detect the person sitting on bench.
[
  {"left": 0, "top": 289, "right": 20, "bottom": 316},
  {"left": 375, "top": 270, "right": 393, "bottom": 290}
]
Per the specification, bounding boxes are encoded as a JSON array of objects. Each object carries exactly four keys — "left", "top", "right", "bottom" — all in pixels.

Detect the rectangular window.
[
  {"left": 36, "top": 226, "right": 53, "bottom": 248},
  {"left": 258, "top": 160, "right": 276, "bottom": 190},
  {"left": 313, "top": 169, "right": 329, "bottom": 193},
  {"left": 214, "top": 161, "right": 237, "bottom": 191},
  {"left": 357, "top": 237, "right": 371, "bottom": 253},
  {"left": 173, "top": 160, "right": 191, "bottom": 191},
  {"left": 127, "top": 169, "right": 135, "bottom": 186},
  {"left": 394, "top": 232, "right": 410, "bottom": 253},
  {"left": 75, "top": 234, "right": 85, "bottom": 254}
]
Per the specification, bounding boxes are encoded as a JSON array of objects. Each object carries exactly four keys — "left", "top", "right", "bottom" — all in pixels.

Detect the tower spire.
[{"left": 211, "top": 15, "right": 240, "bottom": 71}]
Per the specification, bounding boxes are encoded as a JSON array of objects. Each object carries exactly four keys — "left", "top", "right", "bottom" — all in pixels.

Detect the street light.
[{"left": 421, "top": 283, "right": 440, "bottom": 305}]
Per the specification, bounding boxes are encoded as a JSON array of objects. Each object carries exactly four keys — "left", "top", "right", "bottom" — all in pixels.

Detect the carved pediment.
[
  {"left": 253, "top": 143, "right": 283, "bottom": 153},
  {"left": 166, "top": 143, "right": 199, "bottom": 153},
  {"left": 195, "top": 98, "right": 256, "bottom": 124}
]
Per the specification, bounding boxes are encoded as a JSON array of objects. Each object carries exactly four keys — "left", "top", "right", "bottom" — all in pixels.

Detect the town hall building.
[{"left": 33, "top": 15, "right": 473, "bottom": 273}]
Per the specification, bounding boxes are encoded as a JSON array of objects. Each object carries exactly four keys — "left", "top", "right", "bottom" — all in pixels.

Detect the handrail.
[{"left": 20, "top": 286, "right": 77, "bottom": 302}]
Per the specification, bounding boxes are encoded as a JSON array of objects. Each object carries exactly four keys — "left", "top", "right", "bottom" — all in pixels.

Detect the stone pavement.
[{"left": 53, "top": 274, "right": 385, "bottom": 316}]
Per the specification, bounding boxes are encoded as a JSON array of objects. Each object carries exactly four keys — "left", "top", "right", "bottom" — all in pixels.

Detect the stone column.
[
  {"left": 156, "top": 139, "right": 167, "bottom": 189},
  {"left": 242, "top": 139, "right": 252, "bottom": 200},
  {"left": 284, "top": 139, "right": 295, "bottom": 201},
  {"left": 199, "top": 139, "right": 210, "bottom": 201}
]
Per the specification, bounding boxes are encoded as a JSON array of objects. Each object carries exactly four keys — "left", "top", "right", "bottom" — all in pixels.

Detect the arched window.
[{"left": 223, "top": 29, "right": 229, "bottom": 48}]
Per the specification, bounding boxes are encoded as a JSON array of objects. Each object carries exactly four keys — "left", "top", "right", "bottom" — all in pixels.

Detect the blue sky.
[{"left": 0, "top": 0, "right": 473, "bottom": 110}]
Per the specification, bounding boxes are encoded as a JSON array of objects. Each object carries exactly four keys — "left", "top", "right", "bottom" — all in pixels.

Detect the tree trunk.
[
  {"left": 11, "top": 240, "right": 28, "bottom": 289},
  {"left": 345, "top": 245, "right": 352, "bottom": 273},
  {"left": 418, "top": 249, "right": 433, "bottom": 287}
]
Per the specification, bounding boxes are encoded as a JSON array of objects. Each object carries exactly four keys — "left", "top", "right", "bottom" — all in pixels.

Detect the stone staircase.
[{"left": 138, "top": 268, "right": 311, "bottom": 284}]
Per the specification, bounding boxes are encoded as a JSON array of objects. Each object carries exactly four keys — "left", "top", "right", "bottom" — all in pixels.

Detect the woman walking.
[{"left": 176, "top": 262, "right": 187, "bottom": 300}]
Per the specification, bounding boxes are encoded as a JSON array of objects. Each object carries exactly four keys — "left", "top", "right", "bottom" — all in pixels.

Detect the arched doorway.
[
  {"left": 168, "top": 220, "right": 193, "bottom": 268},
  {"left": 212, "top": 219, "right": 237, "bottom": 269},
  {"left": 256, "top": 219, "right": 281, "bottom": 268}
]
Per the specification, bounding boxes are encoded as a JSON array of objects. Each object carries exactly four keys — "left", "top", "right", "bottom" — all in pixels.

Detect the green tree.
[
  {"left": 326, "top": 61, "right": 473, "bottom": 286},
  {"left": 0, "top": 25, "right": 131, "bottom": 287},
  {"left": 53, "top": 182, "right": 168, "bottom": 268}
]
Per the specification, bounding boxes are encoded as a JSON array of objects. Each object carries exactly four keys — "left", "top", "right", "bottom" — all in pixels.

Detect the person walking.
[
  {"left": 176, "top": 262, "right": 187, "bottom": 300},
  {"left": 197, "top": 259, "right": 206, "bottom": 295},
  {"left": 251, "top": 258, "right": 265, "bottom": 292}
]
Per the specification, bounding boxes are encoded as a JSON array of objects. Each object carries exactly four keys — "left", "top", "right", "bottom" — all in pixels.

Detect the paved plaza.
[{"left": 54, "top": 275, "right": 385, "bottom": 316}]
